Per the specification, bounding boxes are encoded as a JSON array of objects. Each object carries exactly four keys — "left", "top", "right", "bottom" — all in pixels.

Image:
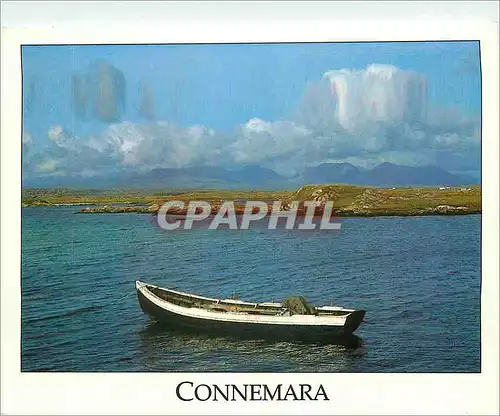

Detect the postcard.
[{"left": 1, "top": 3, "right": 499, "bottom": 415}]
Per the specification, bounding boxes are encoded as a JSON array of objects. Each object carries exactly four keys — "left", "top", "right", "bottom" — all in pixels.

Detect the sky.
[{"left": 21, "top": 41, "right": 481, "bottom": 181}]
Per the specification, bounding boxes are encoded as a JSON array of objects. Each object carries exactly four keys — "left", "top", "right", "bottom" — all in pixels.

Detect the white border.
[
  {"left": 1, "top": 10, "right": 499, "bottom": 416},
  {"left": 2, "top": 1, "right": 498, "bottom": 27}
]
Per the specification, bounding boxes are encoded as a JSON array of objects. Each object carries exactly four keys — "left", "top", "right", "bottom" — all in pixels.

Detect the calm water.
[{"left": 21, "top": 207, "right": 481, "bottom": 372}]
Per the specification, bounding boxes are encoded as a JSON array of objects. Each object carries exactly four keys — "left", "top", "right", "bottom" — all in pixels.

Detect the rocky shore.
[
  {"left": 78, "top": 204, "right": 480, "bottom": 216},
  {"left": 79, "top": 204, "right": 160, "bottom": 214},
  {"left": 78, "top": 200, "right": 480, "bottom": 217}
]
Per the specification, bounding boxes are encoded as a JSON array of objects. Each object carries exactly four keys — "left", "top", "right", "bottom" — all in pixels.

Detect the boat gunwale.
[{"left": 140, "top": 281, "right": 285, "bottom": 308}]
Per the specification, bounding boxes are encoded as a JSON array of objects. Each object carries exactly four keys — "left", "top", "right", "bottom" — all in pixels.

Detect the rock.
[
  {"left": 434, "top": 205, "right": 468, "bottom": 212},
  {"left": 148, "top": 203, "right": 160, "bottom": 212}
]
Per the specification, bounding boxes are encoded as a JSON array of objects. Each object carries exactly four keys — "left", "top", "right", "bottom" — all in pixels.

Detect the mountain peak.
[
  {"left": 303, "top": 161, "right": 477, "bottom": 187},
  {"left": 375, "top": 161, "right": 397, "bottom": 168}
]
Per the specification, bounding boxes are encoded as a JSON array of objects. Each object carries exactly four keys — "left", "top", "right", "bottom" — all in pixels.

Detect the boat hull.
[{"left": 137, "top": 287, "right": 365, "bottom": 342}]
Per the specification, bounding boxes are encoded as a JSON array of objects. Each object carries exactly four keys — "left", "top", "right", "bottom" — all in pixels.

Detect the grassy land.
[
  {"left": 291, "top": 184, "right": 481, "bottom": 216},
  {"left": 21, "top": 184, "right": 481, "bottom": 216},
  {"left": 21, "top": 188, "right": 292, "bottom": 205}
]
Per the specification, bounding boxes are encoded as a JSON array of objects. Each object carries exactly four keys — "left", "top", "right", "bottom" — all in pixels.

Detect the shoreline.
[
  {"left": 21, "top": 184, "right": 481, "bottom": 217},
  {"left": 21, "top": 203, "right": 481, "bottom": 217}
]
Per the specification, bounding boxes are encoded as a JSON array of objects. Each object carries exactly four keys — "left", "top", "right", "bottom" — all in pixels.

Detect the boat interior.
[{"left": 146, "top": 285, "right": 351, "bottom": 317}]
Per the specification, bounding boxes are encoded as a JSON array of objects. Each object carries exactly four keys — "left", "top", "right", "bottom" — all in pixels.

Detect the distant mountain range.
[
  {"left": 23, "top": 162, "right": 478, "bottom": 190},
  {"left": 302, "top": 162, "right": 477, "bottom": 187},
  {"left": 133, "top": 166, "right": 286, "bottom": 189}
]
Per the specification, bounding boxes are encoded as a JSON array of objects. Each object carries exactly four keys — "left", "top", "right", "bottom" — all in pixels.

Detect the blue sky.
[{"left": 22, "top": 41, "right": 481, "bottom": 180}]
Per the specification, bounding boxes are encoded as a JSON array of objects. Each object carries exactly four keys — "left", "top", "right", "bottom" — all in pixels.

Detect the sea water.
[{"left": 21, "top": 207, "right": 481, "bottom": 372}]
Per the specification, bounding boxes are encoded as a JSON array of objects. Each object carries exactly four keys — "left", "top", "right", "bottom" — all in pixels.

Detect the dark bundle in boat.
[{"left": 282, "top": 296, "right": 317, "bottom": 315}]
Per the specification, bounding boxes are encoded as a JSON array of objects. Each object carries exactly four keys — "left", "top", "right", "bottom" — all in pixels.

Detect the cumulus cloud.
[
  {"left": 25, "top": 64, "right": 480, "bottom": 179},
  {"left": 99, "top": 122, "right": 224, "bottom": 168},
  {"left": 289, "top": 64, "right": 478, "bottom": 175},
  {"left": 92, "top": 62, "right": 126, "bottom": 122},
  {"left": 322, "top": 64, "right": 427, "bottom": 131},
  {"left": 48, "top": 125, "right": 82, "bottom": 152},
  {"left": 71, "top": 61, "right": 126, "bottom": 123},
  {"left": 230, "top": 118, "right": 311, "bottom": 166},
  {"left": 22, "top": 131, "right": 33, "bottom": 146},
  {"left": 26, "top": 126, "right": 122, "bottom": 178},
  {"left": 294, "top": 78, "right": 337, "bottom": 130},
  {"left": 23, "top": 121, "right": 227, "bottom": 178},
  {"left": 36, "top": 159, "right": 59, "bottom": 173}
]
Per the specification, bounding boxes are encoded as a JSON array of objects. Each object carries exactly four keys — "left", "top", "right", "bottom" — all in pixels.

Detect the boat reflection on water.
[{"left": 137, "top": 322, "right": 366, "bottom": 372}]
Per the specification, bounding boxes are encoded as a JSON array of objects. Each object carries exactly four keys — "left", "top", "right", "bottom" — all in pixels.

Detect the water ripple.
[{"left": 21, "top": 207, "right": 481, "bottom": 372}]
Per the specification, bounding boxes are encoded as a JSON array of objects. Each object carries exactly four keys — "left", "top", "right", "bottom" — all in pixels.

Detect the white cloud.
[
  {"left": 36, "top": 159, "right": 58, "bottom": 173},
  {"left": 230, "top": 118, "right": 311, "bottom": 166},
  {"left": 23, "top": 131, "right": 33, "bottom": 146},
  {"left": 98, "top": 121, "right": 221, "bottom": 168},
  {"left": 24, "top": 121, "right": 226, "bottom": 177},
  {"left": 323, "top": 64, "right": 427, "bottom": 131},
  {"left": 48, "top": 125, "right": 63, "bottom": 141},
  {"left": 48, "top": 125, "right": 82, "bottom": 152},
  {"left": 23, "top": 64, "right": 480, "bottom": 179}
]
